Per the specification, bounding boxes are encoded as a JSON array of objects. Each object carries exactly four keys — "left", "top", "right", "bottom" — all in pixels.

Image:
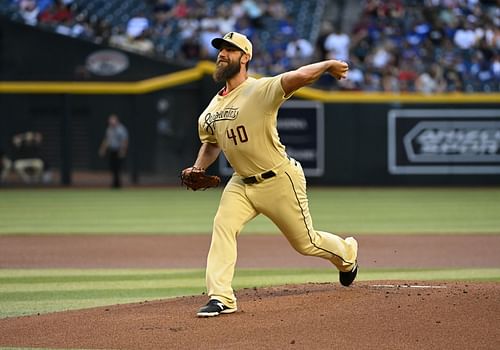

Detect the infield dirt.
[{"left": 0, "top": 234, "right": 499, "bottom": 349}]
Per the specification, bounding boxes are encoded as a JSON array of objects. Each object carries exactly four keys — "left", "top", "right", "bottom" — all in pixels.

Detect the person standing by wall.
[{"left": 99, "top": 114, "right": 129, "bottom": 188}]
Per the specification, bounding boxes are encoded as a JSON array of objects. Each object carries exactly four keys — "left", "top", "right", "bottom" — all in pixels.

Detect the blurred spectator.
[
  {"left": 67, "top": 13, "right": 94, "bottom": 40},
  {"left": 286, "top": 35, "right": 314, "bottom": 68},
  {"left": 367, "top": 41, "right": 395, "bottom": 71},
  {"left": 233, "top": 15, "right": 255, "bottom": 39},
  {"left": 110, "top": 13, "right": 154, "bottom": 55},
  {"left": 126, "top": 12, "right": 150, "bottom": 39},
  {"left": 110, "top": 28, "right": 154, "bottom": 56},
  {"left": 324, "top": 25, "right": 351, "bottom": 61},
  {"left": 171, "top": 0, "right": 189, "bottom": 18},
  {"left": 99, "top": 114, "right": 129, "bottom": 189},
  {"left": 242, "top": 0, "right": 264, "bottom": 28},
  {"left": 178, "top": 13, "right": 200, "bottom": 40},
  {"left": 415, "top": 63, "right": 447, "bottom": 93},
  {"left": 199, "top": 22, "right": 222, "bottom": 59},
  {"left": 398, "top": 58, "right": 418, "bottom": 91},
  {"left": 200, "top": 14, "right": 218, "bottom": 34},
  {"left": 91, "top": 17, "right": 112, "bottom": 45},
  {"left": 37, "top": 0, "right": 53, "bottom": 12},
  {"left": 18, "top": 0, "right": 39, "bottom": 25},
  {"left": 230, "top": 0, "right": 246, "bottom": 20},
  {"left": 493, "top": 53, "right": 500, "bottom": 79},
  {"left": 180, "top": 33, "right": 202, "bottom": 61},
  {"left": 152, "top": 0, "right": 173, "bottom": 22},
  {"left": 444, "top": 69, "right": 464, "bottom": 92},
  {"left": 364, "top": 71, "right": 382, "bottom": 91},
  {"left": 315, "top": 21, "right": 334, "bottom": 61},
  {"left": 38, "top": 0, "right": 73, "bottom": 26},
  {"left": 268, "top": 48, "right": 291, "bottom": 75},
  {"left": 381, "top": 67, "right": 400, "bottom": 92},
  {"left": 454, "top": 21, "right": 478, "bottom": 49},
  {"left": 274, "top": 14, "right": 295, "bottom": 37},
  {"left": 11, "top": 131, "right": 45, "bottom": 184},
  {"left": 215, "top": 5, "right": 236, "bottom": 34},
  {"left": 341, "top": 57, "right": 365, "bottom": 90},
  {"left": 267, "top": 0, "right": 287, "bottom": 19}
]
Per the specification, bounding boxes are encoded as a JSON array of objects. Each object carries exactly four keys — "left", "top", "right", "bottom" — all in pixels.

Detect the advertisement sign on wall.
[
  {"left": 219, "top": 100, "right": 325, "bottom": 176},
  {"left": 388, "top": 109, "right": 500, "bottom": 174}
]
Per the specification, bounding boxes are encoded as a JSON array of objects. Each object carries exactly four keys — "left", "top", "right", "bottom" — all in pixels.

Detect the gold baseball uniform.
[{"left": 198, "top": 75, "right": 358, "bottom": 309}]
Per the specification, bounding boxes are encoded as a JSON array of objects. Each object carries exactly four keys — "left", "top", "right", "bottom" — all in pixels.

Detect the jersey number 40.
[{"left": 227, "top": 125, "right": 248, "bottom": 145}]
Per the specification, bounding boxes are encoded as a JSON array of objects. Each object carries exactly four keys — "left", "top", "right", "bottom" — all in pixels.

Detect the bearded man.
[{"left": 183, "top": 32, "right": 359, "bottom": 317}]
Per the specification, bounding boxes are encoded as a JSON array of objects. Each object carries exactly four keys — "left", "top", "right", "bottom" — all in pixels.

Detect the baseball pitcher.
[{"left": 182, "top": 32, "right": 359, "bottom": 317}]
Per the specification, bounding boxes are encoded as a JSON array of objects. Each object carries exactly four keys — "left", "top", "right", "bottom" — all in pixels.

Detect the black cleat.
[
  {"left": 339, "top": 263, "right": 358, "bottom": 287},
  {"left": 197, "top": 299, "right": 237, "bottom": 317}
]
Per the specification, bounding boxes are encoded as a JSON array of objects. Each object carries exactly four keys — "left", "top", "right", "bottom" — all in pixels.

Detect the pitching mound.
[{"left": 1, "top": 281, "right": 499, "bottom": 349}]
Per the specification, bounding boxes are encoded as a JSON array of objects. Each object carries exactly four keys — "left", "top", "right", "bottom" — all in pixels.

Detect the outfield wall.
[
  {"left": 317, "top": 104, "right": 500, "bottom": 186},
  {"left": 2, "top": 90, "right": 498, "bottom": 186}
]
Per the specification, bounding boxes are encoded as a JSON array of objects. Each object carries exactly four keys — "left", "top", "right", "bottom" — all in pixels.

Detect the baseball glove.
[{"left": 180, "top": 166, "right": 220, "bottom": 191}]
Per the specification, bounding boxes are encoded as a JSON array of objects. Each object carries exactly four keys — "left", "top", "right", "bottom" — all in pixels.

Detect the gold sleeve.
[
  {"left": 253, "top": 74, "right": 291, "bottom": 112},
  {"left": 198, "top": 116, "right": 217, "bottom": 144}
]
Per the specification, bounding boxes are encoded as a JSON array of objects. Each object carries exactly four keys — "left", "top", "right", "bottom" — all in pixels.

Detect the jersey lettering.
[
  {"left": 203, "top": 108, "right": 239, "bottom": 135},
  {"left": 227, "top": 128, "right": 237, "bottom": 145},
  {"left": 227, "top": 125, "right": 249, "bottom": 145},
  {"left": 236, "top": 125, "right": 248, "bottom": 143}
]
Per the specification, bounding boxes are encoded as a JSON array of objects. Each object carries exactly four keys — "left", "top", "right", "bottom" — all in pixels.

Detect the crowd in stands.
[
  {"left": 4, "top": 0, "right": 500, "bottom": 92},
  {"left": 326, "top": 0, "right": 499, "bottom": 92}
]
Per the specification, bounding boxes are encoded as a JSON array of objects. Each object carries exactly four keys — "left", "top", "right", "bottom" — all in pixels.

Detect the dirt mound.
[{"left": 1, "top": 281, "right": 499, "bottom": 349}]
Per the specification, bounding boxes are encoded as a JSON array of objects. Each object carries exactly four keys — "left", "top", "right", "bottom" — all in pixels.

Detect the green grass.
[
  {"left": 0, "top": 188, "right": 499, "bottom": 234},
  {"left": 1, "top": 268, "right": 499, "bottom": 319}
]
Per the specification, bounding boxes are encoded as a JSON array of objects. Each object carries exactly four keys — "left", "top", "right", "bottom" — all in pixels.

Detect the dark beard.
[{"left": 213, "top": 59, "right": 241, "bottom": 83}]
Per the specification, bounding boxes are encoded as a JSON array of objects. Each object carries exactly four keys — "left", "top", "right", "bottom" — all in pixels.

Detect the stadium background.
[
  {"left": 0, "top": 1, "right": 499, "bottom": 348},
  {"left": 1, "top": 0, "right": 499, "bottom": 187}
]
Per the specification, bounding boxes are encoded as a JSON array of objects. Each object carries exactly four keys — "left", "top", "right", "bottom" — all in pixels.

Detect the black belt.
[{"left": 242, "top": 170, "right": 276, "bottom": 184}]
